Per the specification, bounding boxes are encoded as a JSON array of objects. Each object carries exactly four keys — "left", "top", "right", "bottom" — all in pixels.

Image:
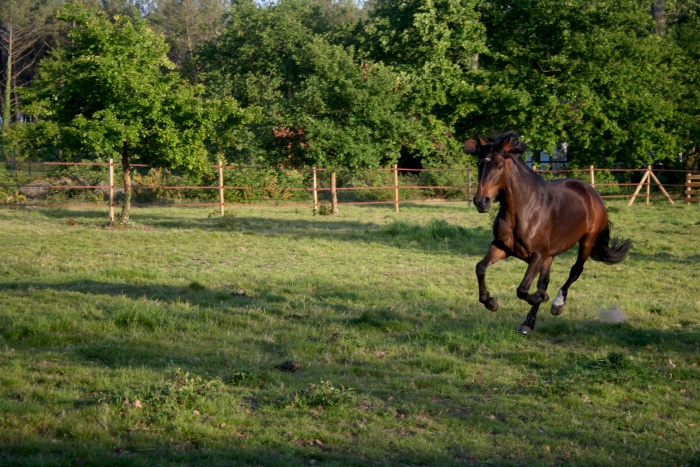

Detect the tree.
[
  {"left": 280, "top": 37, "right": 411, "bottom": 169},
  {"left": 197, "top": 0, "right": 409, "bottom": 169},
  {"left": 0, "top": 0, "right": 60, "bottom": 136},
  {"left": 360, "top": 0, "right": 487, "bottom": 164},
  {"left": 147, "top": 0, "right": 230, "bottom": 75},
  {"left": 22, "top": 3, "right": 249, "bottom": 221},
  {"left": 477, "top": 0, "right": 685, "bottom": 168},
  {"left": 668, "top": 0, "right": 700, "bottom": 168}
]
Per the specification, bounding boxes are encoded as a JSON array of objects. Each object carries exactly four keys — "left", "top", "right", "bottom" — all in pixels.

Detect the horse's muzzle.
[{"left": 474, "top": 196, "right": 491, "bottom": 213}]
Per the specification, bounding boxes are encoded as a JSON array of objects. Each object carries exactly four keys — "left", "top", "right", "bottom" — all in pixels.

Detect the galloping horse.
[{"left": 473, "top": 132, "right": 632, "bottom": 334}]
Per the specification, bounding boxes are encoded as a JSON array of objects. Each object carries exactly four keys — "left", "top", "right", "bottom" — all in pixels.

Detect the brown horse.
[{"left": 473, "top": 132, "right": 632, "bottom": 334}]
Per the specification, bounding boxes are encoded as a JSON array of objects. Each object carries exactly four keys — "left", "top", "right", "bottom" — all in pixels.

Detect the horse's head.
[{"left": 473, "top": 131, "right": 526, "bottom": 213}]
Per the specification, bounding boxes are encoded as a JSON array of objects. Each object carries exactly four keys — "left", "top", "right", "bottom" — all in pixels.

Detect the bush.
[
  {"left": 222, "top": 167, "right": 310, "bottom": 204},
  {"left": 539, "top": 167, "right": 622, "bottom": 196},
  {"left": 418, "top": 167, "right": 471, "bottom": 200},
  {"left": 0, "top": 163, "right": 14, "bottom": 200},
  {"left": 419, "top": 152, "right": 475, "bottom": 201},
  {"left": 132, "top": 167, "right": 196, "bottom": 203},
  {"left": 335, "top": 168, "right": 424, "bottom": 203}
]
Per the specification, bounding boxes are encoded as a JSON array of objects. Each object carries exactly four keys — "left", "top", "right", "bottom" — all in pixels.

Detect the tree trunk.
[
  {"left": 2, "top": 20, "right": 13, "bottom": 133},
  {"left": 120, "top": 147, "right": 132, "bottom": 222},
  {"left": 651, "top": 0, "right": 666, "bottom": 36}
]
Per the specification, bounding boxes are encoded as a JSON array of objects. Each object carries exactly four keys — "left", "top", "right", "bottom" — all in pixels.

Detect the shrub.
[
  {"left": 223, "top": 167, "right": 310, "bottom": 203},
  {"left": 335, "top": 168, "right": 424, "bottom": 203},
  {"left": 132, "top": 167, "right": 194, "bottom": 203}
]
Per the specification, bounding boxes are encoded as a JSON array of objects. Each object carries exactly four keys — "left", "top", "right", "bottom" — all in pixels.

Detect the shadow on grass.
[
  {"left": 626, "top": 250, "right": 700, "bottom": 265},
  {"left": 22, "top": 205, "right": 494, "bottom": 257},
  {"left": 1, "top": 277, "right": 698, "bottom": 363},
  {"left": 537, "top": 318, "right": 700, "bottom": 352},
  {"left": 0, "top": 437, "right": 464, "bottom": 467}
]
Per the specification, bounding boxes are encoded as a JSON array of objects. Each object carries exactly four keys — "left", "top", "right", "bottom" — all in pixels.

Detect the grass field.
[{"left": 0, "top": 201, "right": 698, "bottom": 466}]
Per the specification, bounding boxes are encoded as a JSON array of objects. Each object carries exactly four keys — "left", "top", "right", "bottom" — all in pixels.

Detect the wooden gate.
[{"left": 686, "top": 173, "right": 700, "bottom": 205}]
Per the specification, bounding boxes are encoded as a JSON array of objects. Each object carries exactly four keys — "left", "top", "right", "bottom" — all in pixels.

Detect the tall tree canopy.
[
  {"left": 359, "top": 0, "right": 487, "bottom": 164},
  {"left": 147, "top": 0, "right": 230, "bottom": 76},
  {"left": 0, "top": 0, "right": 61, "bottom": 135}
]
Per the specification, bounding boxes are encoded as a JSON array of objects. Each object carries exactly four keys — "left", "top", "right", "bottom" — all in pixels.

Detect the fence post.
[
  {"left": 331, "top": 171, "right": 338, "bottom": 215},
  {"left": 218, "top": 160, "right": 225, "bottom": 217},
  {"left": 687, "top": 172, "right": 692, "bottom": 206},
  {"left": 467, "top": 166, "right": 472, "bottom": 206},
  {"left": 589, "top": 165, "right": 595, "bottom": 188},
  {"left": 647, "top": 168, "right": 675, "bottom": 205},
  {"left": 627, "top": 168, "right": 650, "bottom": 207},
  {"left": 393, "top": 164, "right": 399, "bottom": 213},
  {"left": 646, "top": 165, "right": 651, "bottom": 206},
  {"left": 108, "top": 158, "right": 114, "bottom": 222},
  {"left": 628, "top": 166, "right": 675, "bottom": 207},
  {"left": 312, "top": 167, "right": 318, "bottom": 214}
]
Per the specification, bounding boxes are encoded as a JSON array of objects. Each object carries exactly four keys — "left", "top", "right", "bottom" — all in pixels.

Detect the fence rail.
[{"left": 2, "top": 160, "right": 699, "bottom": 218}]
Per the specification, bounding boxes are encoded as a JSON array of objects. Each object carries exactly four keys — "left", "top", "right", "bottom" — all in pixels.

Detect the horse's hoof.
[
  {"left": 550, "top": 304, "right": 564, "bottom": 316},
  {"left": 485, "top": 297, "right": 499, "bottom": 312},
  {"left": 518, "top": 325, "right": 532, "bottom": 335}
]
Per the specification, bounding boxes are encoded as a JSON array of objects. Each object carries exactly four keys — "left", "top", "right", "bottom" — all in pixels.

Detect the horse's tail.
[{"left": 591, "top": 221, "right": 632, "bottom": 265}]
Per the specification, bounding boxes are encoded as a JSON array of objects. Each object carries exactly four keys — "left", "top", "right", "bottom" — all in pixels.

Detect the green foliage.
[
  {"left": 360, "top": 0, "right": 486, "bottom": 164},
  {"left": 0, "top": 163, "right": 11, "bottom": 198},
  {"left": 540, "top": 168, "right": 622, "bottom": 196},
  {"left": 222, "top": 167, "right": 310, "bottom": 203},
  {"left": 5, "top": 0, "right": 700, "bottom": 179},
  {"left": 132, "top": 167, "right": 194, "bottom": 203},
  {"left": 197, "top": 0, "right": 411, "bottom": 169},
  {"left": 19, "top": 3, "right": 250, "bottom": 218},
  {"left": 476, "top": 0, "right": 688, "bottom": 167},
  {"left": 337, "top": 168, "right": 422, "bottom": 202}
]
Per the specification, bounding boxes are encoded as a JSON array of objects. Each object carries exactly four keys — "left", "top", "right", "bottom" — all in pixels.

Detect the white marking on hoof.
[{"left": 552, "top": 289, "right": 565, "bottom": 307}]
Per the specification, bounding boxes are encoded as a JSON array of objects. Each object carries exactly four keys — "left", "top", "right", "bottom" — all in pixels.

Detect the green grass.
[{"left": 0, "top": 201, "right": 698, "bottom": 466}]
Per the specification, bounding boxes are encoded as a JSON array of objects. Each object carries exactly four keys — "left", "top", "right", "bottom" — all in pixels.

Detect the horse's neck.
[{"left": 500, "top": 160, "right": 545, "bottom": 214}]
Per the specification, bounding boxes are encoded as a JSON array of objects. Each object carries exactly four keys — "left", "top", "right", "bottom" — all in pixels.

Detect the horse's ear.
[
  {"left": 502, "top": 132, "right": 526, "bottom": 157},
  {"left": 476, "top": 135, "right": 490, "bottom": 156}
]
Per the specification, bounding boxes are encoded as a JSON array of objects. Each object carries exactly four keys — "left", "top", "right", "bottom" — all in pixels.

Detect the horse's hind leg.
[
  {"left": 476, "top": 244, "right": 507, "bottom": 311},
  {"left": 518, "top": 256, "right": 553, "bottom": 334},
  {"left": 551, "top": 242, "right": 593, "bottom": 315}
]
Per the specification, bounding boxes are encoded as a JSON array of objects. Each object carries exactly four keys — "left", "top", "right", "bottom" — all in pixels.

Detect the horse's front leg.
[
  {"left": 476, "top": 243, "right": 508, "bottom": 311},
  {"left": 518, "top": 256, "right": 553, "bottom": 334},
  {"left": 516, "top": 254, "right": 552, "bottom": 306}
]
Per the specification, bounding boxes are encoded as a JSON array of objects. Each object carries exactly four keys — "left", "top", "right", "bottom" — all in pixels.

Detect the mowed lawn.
[{"left": 0, "top": 201, "right": 698, "bottom": 466}]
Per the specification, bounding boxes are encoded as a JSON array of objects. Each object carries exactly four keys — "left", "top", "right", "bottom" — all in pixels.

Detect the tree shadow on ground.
[
  {"left": 1, "top": 276, "right": 698, "bottom": 365},
  {"left": 26, "top": 206, "right": 495, "bottom": 257}
]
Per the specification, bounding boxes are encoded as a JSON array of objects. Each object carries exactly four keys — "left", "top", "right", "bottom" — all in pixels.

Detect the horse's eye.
[{"left": 497, "top": 163, "right": 504, "bottom": 169}]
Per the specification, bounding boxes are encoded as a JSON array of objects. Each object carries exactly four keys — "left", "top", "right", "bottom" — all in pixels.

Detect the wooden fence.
[
  {"left": 1, "top": 160, "right": 699, "bottom": 219},
  {"left": 687, "top": 173, "right": 700, "bottom": 205}
]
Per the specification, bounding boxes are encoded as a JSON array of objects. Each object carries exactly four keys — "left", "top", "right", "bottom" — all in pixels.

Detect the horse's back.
[
  {"left": 546, "top": 178, "right": 607, "bottom": 250},
  {"left": 549, "top": 178, "right": 605, "bottom": 211}
]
